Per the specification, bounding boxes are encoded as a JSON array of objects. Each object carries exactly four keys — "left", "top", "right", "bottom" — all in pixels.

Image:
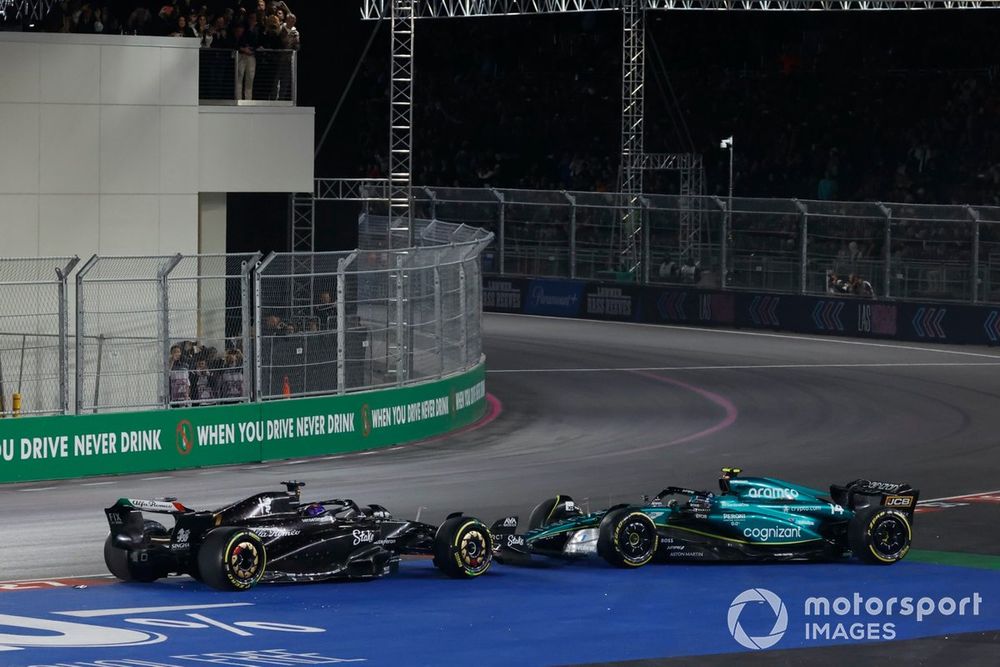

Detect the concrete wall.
[{"left": 0, "top": 32, "right": 315, "bottom": 260}]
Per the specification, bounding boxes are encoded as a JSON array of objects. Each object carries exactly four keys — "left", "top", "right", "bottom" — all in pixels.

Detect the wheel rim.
[
  {"left": 228, "top": 539, "right": 262, "bottom": 583},
  {"left": 618, "top": 517, "right": 654, "bottom": 562},
  {"left": 872, "top": 516, "right": 908, "bottom": 558},
  {"left": 458, "top": 528, "right": 490, "bottom": 574}
]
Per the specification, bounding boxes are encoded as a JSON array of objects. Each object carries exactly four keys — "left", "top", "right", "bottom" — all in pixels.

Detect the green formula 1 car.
[{"left": 491, "top": 468, "right": 918, "bottom": 568}]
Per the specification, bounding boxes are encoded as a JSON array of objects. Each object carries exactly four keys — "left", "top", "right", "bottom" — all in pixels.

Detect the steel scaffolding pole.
[
  {"left": 289, "top": 192, "right": 316, "bottom": 314},
  {"left": 618, "top": 0, "right": 644, "bottom": 277},
  {"left": 388, "top": 0, "right": 416, "bottom": 249}
]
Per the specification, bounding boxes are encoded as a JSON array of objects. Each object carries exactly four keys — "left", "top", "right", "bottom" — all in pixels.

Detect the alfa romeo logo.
[
  {"left": 175, "top": 420, "right": 194, "bottom": 455},
  {"left": 727, "top": 588, "right": 787, "bottom": 650}
]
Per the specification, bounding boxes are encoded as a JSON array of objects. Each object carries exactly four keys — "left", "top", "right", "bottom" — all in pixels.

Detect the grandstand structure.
[{"left": 313, "top": 0, "right": 1000, "bottom": 283}]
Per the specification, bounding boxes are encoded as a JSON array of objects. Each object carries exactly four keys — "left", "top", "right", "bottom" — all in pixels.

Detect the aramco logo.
[{"left": 727, "top": 588, "right": 788, "bottom": 650}]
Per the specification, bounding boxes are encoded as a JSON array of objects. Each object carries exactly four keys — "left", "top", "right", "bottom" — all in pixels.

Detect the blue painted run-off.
[{"left": 2, "top": 560, "right": 999, "bottom": 666}]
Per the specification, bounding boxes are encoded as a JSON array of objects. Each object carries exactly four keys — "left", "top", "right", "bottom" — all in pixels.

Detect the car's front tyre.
[{"left": 433, "top": 516, "right": 493, "bottom": 578}]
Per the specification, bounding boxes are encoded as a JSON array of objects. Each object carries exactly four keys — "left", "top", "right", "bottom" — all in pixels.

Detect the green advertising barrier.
[{"left": 0, "top": 363, "right": 487, "bottom": 484}]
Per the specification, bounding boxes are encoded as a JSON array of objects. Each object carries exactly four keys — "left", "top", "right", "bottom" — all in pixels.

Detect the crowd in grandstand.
[{"left": 168, "top": 339, "right": 245, "bottom": 406}]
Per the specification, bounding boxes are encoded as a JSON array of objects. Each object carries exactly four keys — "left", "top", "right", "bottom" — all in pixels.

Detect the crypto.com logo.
[{"left": 727, "top": 588, "right": 788, "bottom": 650}]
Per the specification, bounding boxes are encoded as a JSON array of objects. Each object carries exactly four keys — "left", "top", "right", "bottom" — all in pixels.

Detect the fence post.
[
  {"left": 490, "top": 188, "right": 505, "bottom": 275},
  {"left": 291, "top": 49, "right": 298, "bottom": 104},
  {"left": 878, "top": 203, "right": 892, "bottom": 299},
  {"left": 711, "top": 196, "right": 727, "bottom": 289},
  {"left": 395, "top": 254, "right": 405, "bottom": 386},
  {"left": 563, "top": 191, "right": 577, "bottom": 279},
  {"left": 254, "top": 252, "right": 277, "bottom": 401},
  {"left": 159, "top": 254, "right": 183, "bottom": 409},
  {"left": 54, "top": 257, "right": 78, "bottom": 415},
  {"left": 336, "top": 252, "right": 357, "bottom": 395},
  {"left": 969, "top": 206, "right": 981, "bottom": 303},
  {"left": 424, "top": 186, "right": 438, "bottom": 219},
  {"left": 433, "top": 256, "right": 444, "bottom": 378},
  {"left": 241, "top": 253, "right": 262, "bottom": 403},
  {"left": 233, "top": 49, "right": 240, "bottom": 101},
  {"left": 458, "top": 261, "right": 468, "bottom": 368},
  {"left": 794, "top": 199, "right": 808, "bottom": 294},
  {"left": 74, "top": 254, "right": 98, "bottom": 414},
  {"left": 640, "top": 196, "right": 651, "bottom": 284}
]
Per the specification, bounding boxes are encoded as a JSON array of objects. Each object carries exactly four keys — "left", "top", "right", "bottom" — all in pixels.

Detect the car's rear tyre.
[
  {"left": 597, "top": 508, "right": 658, "bottom": 568},
  {"left": 527, "top": 495, "right": 577, "bottom": 531},
  {"left": 197, "top": 527, "right": 267, "bottom": 591},
  {"left": 849, "top": 506, "right": 912, "bottom": 565},
  {"left": 433, "top": 516, "right": 493, "bottom": 578},
  {"left": 103, "top": 520, "right": 171, "bottom": 583}
]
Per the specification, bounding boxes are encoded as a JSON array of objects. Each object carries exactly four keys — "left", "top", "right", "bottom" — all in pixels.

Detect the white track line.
[
  {"left": 490, "top": 361, "right": 1000, "bottom": 374},
  {"left": 492, "top": 313, "right": 1000, "bottom": 360},
  {"left": 141, "top": 476, "right": 172, "bottom": 481},
  {"left": 18, "top": 486, "right": 56, "bottom": 492},
  {"left": 79, "top": 481, "right": 115, "bottom": 486}
]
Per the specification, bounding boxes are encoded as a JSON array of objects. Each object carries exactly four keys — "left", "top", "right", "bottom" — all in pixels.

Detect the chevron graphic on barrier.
[
  {"left": 657, "top": 291, "right": 687, "bottom": 321},
  {"left": 985, "top": 311, "right": 1000, "bottom": 344},
  {"left": 812, "top": 301, "right": 845, "bottom": 332},
  {"left": 749, "top": 296, "right": 780, "bottom": 327},
  {"left": 912, "top": 307, "right": 947, "bottom": 339}
]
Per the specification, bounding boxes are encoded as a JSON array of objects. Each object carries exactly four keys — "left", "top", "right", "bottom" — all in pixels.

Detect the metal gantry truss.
[
  {"left": 289, "top": 193, "right": 317, "bottom": 313},
  {"left": 0, "top": 0, "right": 56, "bottom": 20},
  {"left": 388, "top": 0, "right": 416, "bottom": 248},
  {"left": 362, "top": 0, "right": 1000, "bottom": 16},
  {"left": 353, "top": 0, "right": 999, "bottom": 277},
  {"left": 618, "top": 0, "right": 645, "bottom": 275}
]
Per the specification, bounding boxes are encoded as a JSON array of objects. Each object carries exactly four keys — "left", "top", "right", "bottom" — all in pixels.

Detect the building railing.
[
  {"left": 199, "top": 48, "right": 297, "bottom": 105},
  {"left": 355, "top": 186, "right": 1000, "bottom": 304},
  {"left": 0, "top": 221, "right": 490, "bottom": 417}
]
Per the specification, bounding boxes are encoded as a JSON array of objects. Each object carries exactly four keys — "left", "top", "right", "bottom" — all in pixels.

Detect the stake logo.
[
  {"left": 175, "top": 420, "right": 195, "bottom": 455},
  {"left": 727, "top": 588, "right": 788, "bottom": 650}
]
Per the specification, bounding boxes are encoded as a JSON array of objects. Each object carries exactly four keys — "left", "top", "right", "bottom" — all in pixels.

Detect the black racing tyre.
[
  {"left": 143, "top": 520, "right": 169, "bottom": 537},
  {"left": 597, "top": 508, "right": 659, "bottom": 568},
  {"left": 103, "top": 534, "right": 132, "bottom": 581},
  {"left": 433, "top": 516, "right": 493, "bottom": 578},
  {"left": 197, "top": 527, "right": 267, "bottom": 591},
  {"left": 849, "top": 506, "right": 912, "bottom": 565},
  {"left": 527, "top": 495, "right": 576, "bottom": 531}
]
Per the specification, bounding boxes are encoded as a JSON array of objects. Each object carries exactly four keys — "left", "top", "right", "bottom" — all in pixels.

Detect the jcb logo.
[{"left": 884, "top": 495, "right": 914, "bottom": 508}]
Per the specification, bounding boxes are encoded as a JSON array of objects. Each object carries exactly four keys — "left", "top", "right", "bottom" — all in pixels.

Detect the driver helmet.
[{"left": 304, "top": 502, "right": 325, "bottom": 517}]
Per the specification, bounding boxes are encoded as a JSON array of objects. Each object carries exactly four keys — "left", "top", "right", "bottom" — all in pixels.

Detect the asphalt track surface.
[{"left": 3, "top": 313, "right": 1000, "bottom": 663}]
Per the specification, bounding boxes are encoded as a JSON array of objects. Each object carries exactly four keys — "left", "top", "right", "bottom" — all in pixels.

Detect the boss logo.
[{"left": 884, "top": 495, "right": 914, "bottom": 508}]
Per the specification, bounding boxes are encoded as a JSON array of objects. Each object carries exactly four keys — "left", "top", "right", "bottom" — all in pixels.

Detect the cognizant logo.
[
  {"left": 727, "top": 588, "right": 788, "bottom": 650},
  {"left": 743, "top": 526, "right": 802, "bottom": 541}
]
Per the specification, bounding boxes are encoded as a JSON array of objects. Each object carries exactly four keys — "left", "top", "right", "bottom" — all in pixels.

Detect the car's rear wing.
[
  {"left": 830, "top": 479, "right": 920, "bottom": 513},
  {"left": 104, "top": 497, "right": 190, "bottom": 549}
]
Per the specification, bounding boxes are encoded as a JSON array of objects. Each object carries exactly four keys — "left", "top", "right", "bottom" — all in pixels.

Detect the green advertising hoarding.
[{"left": 0, "top": 364, "right": 487, "bottom": 484}]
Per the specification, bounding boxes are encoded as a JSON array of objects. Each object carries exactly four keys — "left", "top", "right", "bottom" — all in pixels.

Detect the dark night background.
[{"left": 8, "top": 2, "right": 999, "bottom": 254}]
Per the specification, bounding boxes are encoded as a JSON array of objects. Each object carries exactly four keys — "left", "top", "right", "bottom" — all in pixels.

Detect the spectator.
[
  {"left": 170, "top": 15, "right": 197, "bottom": 38},
  {"left": 189, "top": 356, "right": 216, "bottom": 405},
  {"left": 218, "top": 349, "right": 246, "bottom": 400},
  {"left": 234, "top": 22, "right": 258, "bottom": 101},
  {"left": 168, "top": 345, "right": 191, "bottom": 406}
]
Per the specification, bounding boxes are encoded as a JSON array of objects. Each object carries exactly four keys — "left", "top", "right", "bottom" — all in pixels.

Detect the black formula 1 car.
[
  {"left": 104, "top": 481, "right": 493, "bottom": 590},
  {"left": 491, "top": 468, "right": 919, "bottom": 568}
]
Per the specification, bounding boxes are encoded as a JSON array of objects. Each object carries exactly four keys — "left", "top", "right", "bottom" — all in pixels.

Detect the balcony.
[{"left": 199, "top": 48, "right": 297, "bottom": 106}]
